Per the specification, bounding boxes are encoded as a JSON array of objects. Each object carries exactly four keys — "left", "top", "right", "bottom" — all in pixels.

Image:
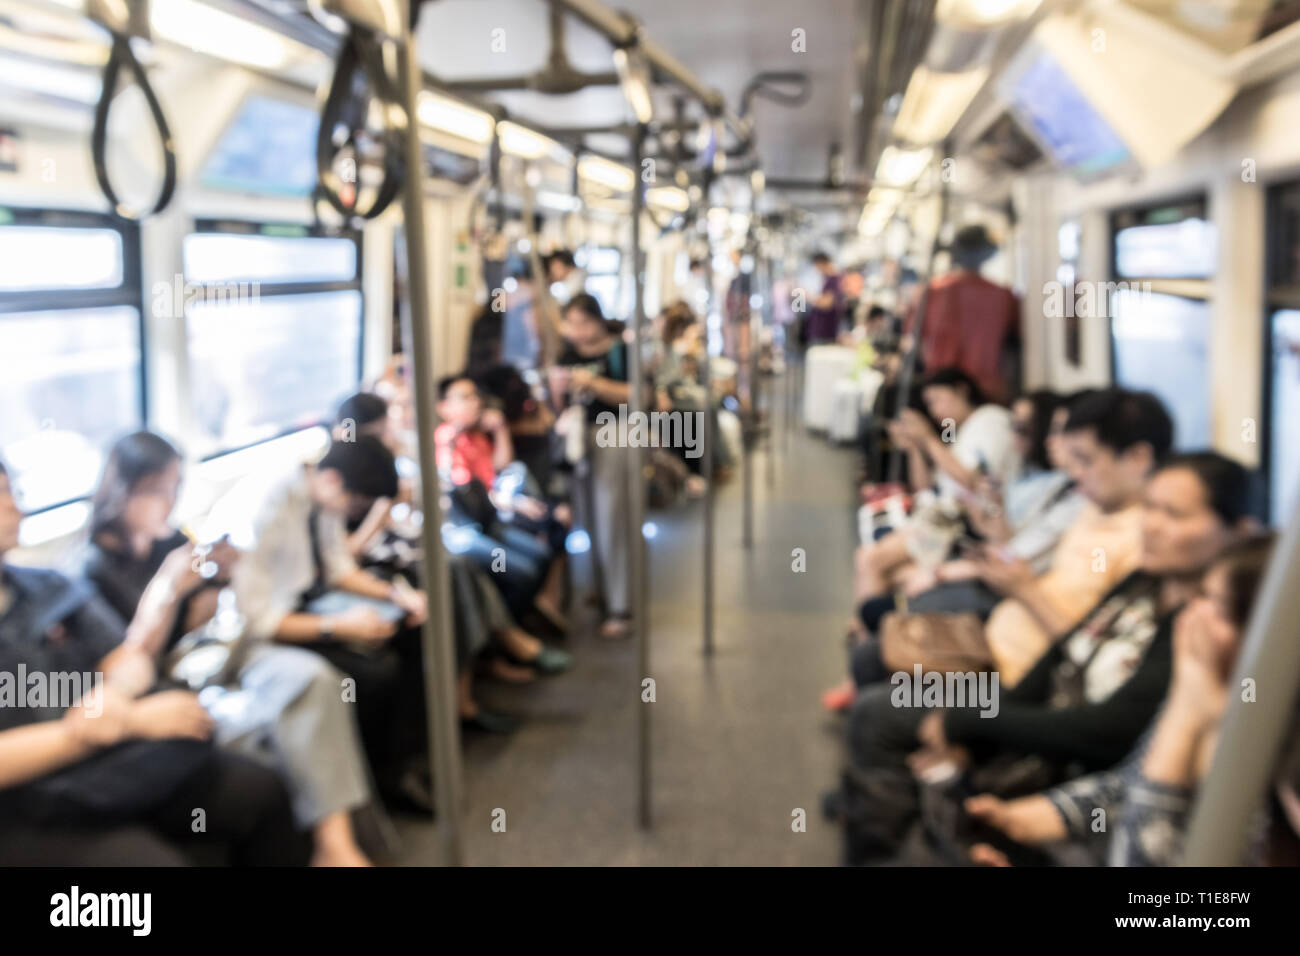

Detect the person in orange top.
[
  {"left": 905, "top": 224, "right": 1020, "bottom": 403},
  {"left": 976, "top": 389, "right": 1174, "bottom": 683}
]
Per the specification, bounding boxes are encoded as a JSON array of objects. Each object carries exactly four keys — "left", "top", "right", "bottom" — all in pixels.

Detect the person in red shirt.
[
  {"left": 436, "top": 376, "right": 569, "bottom": 633},
  {"left": 904, "top": 225, "right": 1020, "bottom": 403}
]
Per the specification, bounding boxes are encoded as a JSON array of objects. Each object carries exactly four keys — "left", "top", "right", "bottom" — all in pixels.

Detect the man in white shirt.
[
  {"left": 545, "top": 249, "right": 586, "bottom": 307},
  {"left": 213, "top": 436, "right": 431, "bottom": 811},
  {"left": 855, "top": 367, "right": 1021, "bottom": 602}
]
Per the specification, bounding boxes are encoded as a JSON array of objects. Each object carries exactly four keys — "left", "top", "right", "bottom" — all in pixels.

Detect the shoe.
[
  {"left": 503, "top": 643, "right": 573, "bottom": 675},
  {"left": 532, "top": 596, "right": 570, "bottom": 634},
  {"left": 599, "top": 616, "right": 633, "bottom": 640},
  {"left": 821, "top": 788, "right": 845, "bottom": 822},
  {"left": 821, "top": 681, "right": 855, "bottom": 713},
  {"left": 379, "top": 767, "right": 436, "bottom": 817},
  {"left": 519, "top": 607, "right": 566, "bottom": 641},
  {"left": 460, "top": 709, "right": 522, "bottom": 734},
  {"left": 528, "top": 646, "right": 573, "bottom": 675}
]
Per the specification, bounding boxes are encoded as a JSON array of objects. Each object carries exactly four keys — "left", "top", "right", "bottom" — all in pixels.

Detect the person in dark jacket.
[{"left": 0, "top": 459, "right": 307, "bottom": 866}]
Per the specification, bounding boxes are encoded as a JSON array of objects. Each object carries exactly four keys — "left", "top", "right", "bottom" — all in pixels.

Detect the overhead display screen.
[
  {"left": 1004, "top": 51, "right": 1131, "bottom": 181},
  {"left": 201, "top": 95, "right": 320, "bottom": 196}
]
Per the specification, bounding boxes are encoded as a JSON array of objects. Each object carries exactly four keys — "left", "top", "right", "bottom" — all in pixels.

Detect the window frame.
[
  {"left": 184, "top": 218, "right": 366, "bottom": 462},
  {"left": 0, "top": 206, "right": 146, "bottom": 516},
  {"left": 1105, "top": 194, "right": 1214, "bottom": 449},
  {"left": 1262, "top": 179, "right": 1300, "bottom": 525}
]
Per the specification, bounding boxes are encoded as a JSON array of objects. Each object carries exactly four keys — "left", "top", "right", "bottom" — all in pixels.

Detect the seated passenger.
[
  {"left": 833, "top": 451, "right": 1254, "bottom": 865},
  {"left": 435, "top": 374, "right": 569, "bottom": 634},
  {"left": 853, "top": 367, "right": 1021, "bottom": 609},
  {"left": 976, "top": 388, "right": 1172, "bottom": 683},
  {"left": 471, "top": 363, "right": 560, "bottom": 496},
  {"left": 825, "top": 389, "right": 1086, "bottom": 710},
  {"left": 210, "top": 436, "right": 434, "bottom": 813},
  {"left": 79, "top": 432, "right": 375, "bottom": 865},
  {"left": 851, "top": 387, "right": 1170, "bottom": 694},
  {"left": 964, "top": 531, "right": 1298, "bottom": 867},
  {"left": 0, "top": 460, "right": 307, "bottom": 866},
  {"left": 334, "top": 392, "right": 571, "bottom": 725}
]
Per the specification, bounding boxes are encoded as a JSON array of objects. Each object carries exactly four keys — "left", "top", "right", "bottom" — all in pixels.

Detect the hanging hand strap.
[
  {"left": 91, "top": 31, "right": 178, "bottom": 220},
  {"left": 316, "top": 26, "right": 406, "bottom": 222}
]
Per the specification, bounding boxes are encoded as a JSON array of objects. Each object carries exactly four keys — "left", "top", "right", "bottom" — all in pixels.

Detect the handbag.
[
  {"left": 879, "top": 610, "right": 993, "bottom": 675},
  {"left": 163, "top": 587, "right": 255, "bottom": 691},
  {"left": 556, "top": 404, "right": 586, "bottom": 464},
  {"left": 447, "top": 477, "right": 498, "bottom": 528}
]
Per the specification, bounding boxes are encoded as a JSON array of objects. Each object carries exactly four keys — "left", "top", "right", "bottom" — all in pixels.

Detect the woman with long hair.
[{"left": 81, "top": 432, "right": 376, "bottom": 866}]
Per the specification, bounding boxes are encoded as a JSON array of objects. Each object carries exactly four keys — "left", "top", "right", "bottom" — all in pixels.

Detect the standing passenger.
[
  {"left": 804, "top": 252, "right": 844, "bottom": 345},
  {"left": 552, "top": 294, "right": 634, "bottom": 639},
  {"left": 904, "top": 224, "right": 1020, "bottom": 403}
]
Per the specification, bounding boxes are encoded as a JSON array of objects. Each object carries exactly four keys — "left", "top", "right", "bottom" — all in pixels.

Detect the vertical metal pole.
[
  {"left": 888, "top": 149, "right": 949, "bottom": 484},
  {"left": 699, "top": 178, "right": 715, "bottom": 656},
  {"left": 742, "top": 240, "right": 758, "bottom": 550},
  {"left": 396, "top": 15, "right": 464, "bottom": 866},
  {"left": 784, "top": 273, "right": 795, "bottom": 451},
  {"left": 763, "top": 253, "right": 776, "bottom": 491},
  {"left": 629, "top": 124, "right": 652, "bottom": 829},
  {"left": 1184, "top": 495, "right": 1300, "bottom": 864}
]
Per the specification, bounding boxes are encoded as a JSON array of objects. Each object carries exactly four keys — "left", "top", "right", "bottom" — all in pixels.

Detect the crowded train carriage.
[{"left": 0, "top": 0, "right": 1299, "bottom": 899}]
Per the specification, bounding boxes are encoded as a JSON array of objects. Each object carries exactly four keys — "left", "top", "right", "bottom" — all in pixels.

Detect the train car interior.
[{"left": 0, "top": 0, "right": 1299, "bottom": 886}]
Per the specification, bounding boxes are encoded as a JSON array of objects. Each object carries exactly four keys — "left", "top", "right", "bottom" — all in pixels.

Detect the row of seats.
[
  {"left": 815, "top": 347, "right": 1297, "bottom": 865},
  {"left": 0, "top": 273, "right": 749, "bottom": 866}
]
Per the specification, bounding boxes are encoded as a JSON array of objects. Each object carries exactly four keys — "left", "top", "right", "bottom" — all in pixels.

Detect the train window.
[
  {"left": 1268, "top": 309, "right": 1300, "bottom": 523},
  {"left": 582, "top": 245, "right": 623, "bottom": 319},
  {"left": 1057, "top": 219, "right": 1082, "bottom": 366},
  {"left": 1265, "top": 180, "right": 1300, "bottom": 523},
  {"left": 1109, "top": 198, "right": 1214, "bottom": 449},
  {"left": 1114, "top": 216, "right": 1216, "bottom": 279},
  {"left": 183, "top": 232, "right": 358, "bottom": 285},
  {"left": 1111, "top": 290, "right": 1212, "bottom": 449},
  {"left": 0, "top": 209, "right": 142, "bottom": 515},
  {"left": 0, "top": 225, "right": 124, "bottom": 291},
  {"left": 182, "top": 222, "right": 363, "bottom": 458}
]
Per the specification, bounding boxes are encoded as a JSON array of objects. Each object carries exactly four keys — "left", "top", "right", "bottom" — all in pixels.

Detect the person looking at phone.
[
  {"left": 852, "top": 367, "right": 1019, "bottom": 618},
  {"left": 834, "top": 451, "right": 1256, "bottom": 864},
  {"left": 550, "top": 293, "right": 636, "bottom": 639},
  {"left": 825, "top": 391, "right": 1087, "bottom": 711},
  {"left": 211, "top": 435, "right": 433, "bottom": 815},
  {"left": 0, "top": 458, "right": 307, "bottom": 866},
  {"left": 964, "top": 532, "right": 1288, "bottom": 867},
  {"left": 79, "top": 431, "right": 376, "bottom": 865}
]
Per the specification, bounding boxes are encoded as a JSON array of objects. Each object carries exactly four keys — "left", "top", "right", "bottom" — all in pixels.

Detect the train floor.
[{"left": 396, "top": 388, "right": 859, "bottom": 865}]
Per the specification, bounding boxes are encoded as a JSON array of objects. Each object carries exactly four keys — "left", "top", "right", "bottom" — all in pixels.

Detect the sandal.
[
  {"left": 599, "top": 615, "right": 633, "bottom": 640},
  {"left": 821, "top": 680, "right": 855, "bottom": 713}
]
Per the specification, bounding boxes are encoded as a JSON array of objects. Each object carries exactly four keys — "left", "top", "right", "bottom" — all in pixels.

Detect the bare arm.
[
  {"left": 998, "top": 574, "right": 1082, "bottom": 639},
  {"left": 481, "top": 413, "right": 515, "bottom": 472},
  {"left": 921, "top": 434, "right": 981, "bottom": 493},
  {"left": 588, "top": 377, "right": 631, "bottom": 406},
  {"left": 906, "top": 443, "right": 932, "bottom": 493},
  {"left": 346, "top": 497, "right": 393, "bottom": 559},
  {"left": 0, "top": 720, "right": 97, "bottom": 790},
  {"left": 335, "top": 567, "right": 399, "bottom": 602}
]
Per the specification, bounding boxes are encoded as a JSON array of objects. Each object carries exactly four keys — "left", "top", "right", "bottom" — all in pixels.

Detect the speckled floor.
[{"left": 396, "top": 377, "right": 858, "bottom": 865}]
